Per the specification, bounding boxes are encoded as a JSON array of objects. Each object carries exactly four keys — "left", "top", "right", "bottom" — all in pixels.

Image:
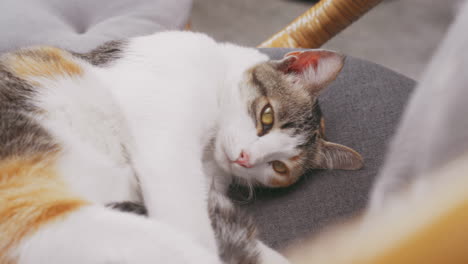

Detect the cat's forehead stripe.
[
  {"left": 250, "top": 68, "right": 268, "bottom": 96},
  {"left": 4, "top": 47, "right": 83, "bottom": 80}
]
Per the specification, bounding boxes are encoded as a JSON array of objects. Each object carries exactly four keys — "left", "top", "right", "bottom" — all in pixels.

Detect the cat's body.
[{"left": 0, "top": 31, "right": 362, "bottom": 264}]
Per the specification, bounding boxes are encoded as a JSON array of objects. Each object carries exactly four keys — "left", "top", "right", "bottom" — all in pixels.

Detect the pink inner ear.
[
  {"left": 285, "top": 51, "right": 320, "bottom": 73},
  {"left": 285, "top": 50, "right": 341, "bottom": 74}
]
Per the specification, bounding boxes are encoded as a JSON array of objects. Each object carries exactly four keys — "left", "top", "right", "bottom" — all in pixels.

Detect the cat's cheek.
[
  {"left": 213, "top": 140, "right": 232, "bottom": 174},
  {"left": 214, "top": 154, "right": 230, "bottom": 174},
  {"left": 228, "top": 165, "right": 257, "bottom": 183},
  {"left": 238, "top": 166, "right": 272, "bottom": 186}
]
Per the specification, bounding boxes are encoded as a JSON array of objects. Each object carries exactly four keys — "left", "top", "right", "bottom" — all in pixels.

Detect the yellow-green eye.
[
  {"left": 272, "top": 161, "right": 288, "bottom": 174},
  {"left": 261, "top": 105, "right": 274, "bottom": 126}
]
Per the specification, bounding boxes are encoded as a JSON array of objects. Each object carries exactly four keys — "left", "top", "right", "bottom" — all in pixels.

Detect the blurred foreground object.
[
  {"left": 286, "top": 1, "right": 468, "bottom": 263},
  {"left": 259, "top": 0, "right": 382, "bottom": 48},
  {"left": 287, "top": 156, "right": 468, "bottom": 264}
]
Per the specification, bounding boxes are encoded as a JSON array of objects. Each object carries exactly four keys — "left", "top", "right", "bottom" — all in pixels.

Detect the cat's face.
[{"left": 214, "top": 50, "right": 363, "bottom": 188}]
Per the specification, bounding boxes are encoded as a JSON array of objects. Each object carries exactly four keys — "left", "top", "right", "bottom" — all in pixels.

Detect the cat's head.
[{"left": 214, "top": 50, "right": 363, "bottom": 188}]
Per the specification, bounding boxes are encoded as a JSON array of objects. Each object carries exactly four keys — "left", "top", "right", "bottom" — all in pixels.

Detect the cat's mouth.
[{"left": 219, "top": 146, "right": 254, "bottom": 177}]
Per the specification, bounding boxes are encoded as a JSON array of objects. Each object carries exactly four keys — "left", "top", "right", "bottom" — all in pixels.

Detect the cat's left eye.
[
  {"left": 261, "top": 105, "right": 274, "bottom": 125},
  {"left": 259, "top": 104, "right": 274, "bottom": 135},
  {"left": 272, "top": 161, "right": 288, "bottom": 174}
]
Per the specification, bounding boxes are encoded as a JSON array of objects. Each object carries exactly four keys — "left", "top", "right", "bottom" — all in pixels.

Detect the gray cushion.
[
  {"left": 242, "top": 48, "right": 416, "bottom": 249},
  {"left": 0, "top": 0, "right": 191, "bottom": 53}
]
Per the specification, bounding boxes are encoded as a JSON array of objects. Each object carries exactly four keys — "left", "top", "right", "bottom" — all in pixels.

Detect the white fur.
[
  {"left": 15, "top": 32, "right": 293, "bottom": 263},
  {"left": 33, "top": 65, "right": 139, "bottom": 204},
  {"left": 14, "top": 206, "right": 220, "bottom": 264}
]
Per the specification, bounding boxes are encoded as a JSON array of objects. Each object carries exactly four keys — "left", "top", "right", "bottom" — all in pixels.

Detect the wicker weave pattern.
[{"left": 259, "top": 0, "right": 382, "bottom": 48}]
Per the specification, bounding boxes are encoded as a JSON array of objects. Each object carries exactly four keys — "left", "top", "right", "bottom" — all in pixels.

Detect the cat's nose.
[{"left": 234, "top": 151, "right": 253, "bottom": 168}]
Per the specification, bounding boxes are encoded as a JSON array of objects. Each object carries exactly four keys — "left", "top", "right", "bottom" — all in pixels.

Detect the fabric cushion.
[
  {"left": 242, "top": 48, "right": 416, "bottom": 249},
  {"left": 0, "top": 0, "right": 191, "bottom": 53}
]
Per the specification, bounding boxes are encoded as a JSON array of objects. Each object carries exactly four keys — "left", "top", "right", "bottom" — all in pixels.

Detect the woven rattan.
[{"left": 259, "top": 0, "right": 382, "bottom": 48}]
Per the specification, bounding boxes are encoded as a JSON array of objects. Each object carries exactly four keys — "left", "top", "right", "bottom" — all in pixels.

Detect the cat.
[{"left": 0, "top": 31, "right": 363, "bottom": 264}]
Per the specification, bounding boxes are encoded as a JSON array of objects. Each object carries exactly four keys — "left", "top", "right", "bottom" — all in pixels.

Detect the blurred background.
[{"left": 191, "top": 0, "right": 461, "bottom": 80}]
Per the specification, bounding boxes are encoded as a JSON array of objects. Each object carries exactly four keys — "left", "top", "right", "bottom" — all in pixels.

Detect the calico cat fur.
[{"left": 0, "top": 31, "right": 362, "bottom": 264}]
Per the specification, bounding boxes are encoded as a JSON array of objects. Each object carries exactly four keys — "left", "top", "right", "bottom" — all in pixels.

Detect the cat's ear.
[
  {"left": 313, "top": 140, "right": 363, "bottom": 170},
  {"left": 274, "top": 50, "right": 345, "bottom": 94}
]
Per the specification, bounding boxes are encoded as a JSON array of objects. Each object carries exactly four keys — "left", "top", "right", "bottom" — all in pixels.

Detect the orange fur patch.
[
  {"left": 4, "top": 47, "right": 83, "bottom": 80},
  {"left": 269, "top": 178, "right": 286, "bottom": 187},
  {"left": 269, "top": 176, "right": 296, "bottom": 187},
  {"left": 0, "top": 154, "right": 87, "bottom": 263},
  {"left": 319, "top": 118, "right": 325, "bottom": 136},
  {"left": 289, "top": 155, "right": 301, "bottom": 162}
]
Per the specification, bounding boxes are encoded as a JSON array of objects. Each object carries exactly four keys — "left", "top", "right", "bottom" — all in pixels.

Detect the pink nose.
[{"left": 234, "top": 151, "right": 252, "bottom": 168}]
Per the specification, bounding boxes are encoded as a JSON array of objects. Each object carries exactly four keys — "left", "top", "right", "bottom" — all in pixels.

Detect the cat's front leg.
[{"left": 133, "top": 138, "right": 218, "bottom": 253}]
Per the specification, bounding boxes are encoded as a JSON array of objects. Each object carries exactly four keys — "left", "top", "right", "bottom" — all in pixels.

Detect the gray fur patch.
[
  {"left": 251, "top": 69, "right": 268, "bottom": 97},
  {"left": 107, "top": 201, "right": 148, "bottom": 216},
  {"left": 208, "top": 190, "right": 260, "bottom": 264},
  {"left": 0, "top": 65, "right": 59, "bottom": 159},
  {"left": 0, "top": 65, "right": 36, "bottom": 112},
  {"left": 74, "top": 40, "right": 127, "bottom": 66},
  {"left": 250, "top": 63, "right": 322, "bottom": 138}
]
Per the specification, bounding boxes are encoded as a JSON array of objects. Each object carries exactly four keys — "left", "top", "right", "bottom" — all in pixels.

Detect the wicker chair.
[{"left": 259, "top": 0, "right": 382, "bottom": 48}]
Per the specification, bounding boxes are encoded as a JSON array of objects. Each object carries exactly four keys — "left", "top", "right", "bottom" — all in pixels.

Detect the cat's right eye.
[{"left": 272, "top": 160, "right": 288, "bottom": 174}]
